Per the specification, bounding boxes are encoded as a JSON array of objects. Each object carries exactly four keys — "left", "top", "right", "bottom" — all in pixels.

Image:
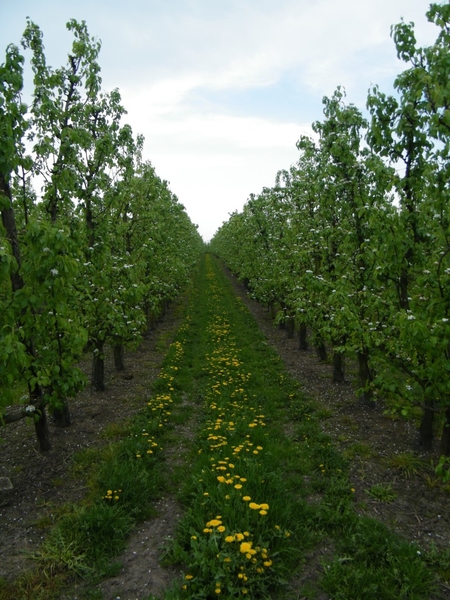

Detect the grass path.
[
  {"left": 2, "top": 254, "right": 442, "bottom": 600},
  {"left": 157, "top": 255, "right": 437, "bottom": 599}
]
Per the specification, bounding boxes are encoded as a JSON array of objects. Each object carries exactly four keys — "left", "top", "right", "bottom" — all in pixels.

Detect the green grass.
[
  {"left": 2, "top": 255, "right": 441, "bottom": 599},
  {"left": 366, "top": 483, "right": 398, "bottom": 503},
  {"left": 387, "top": 452, "right": 428, "bottom": 478},
  {"left": 159, "top": 256, "right": 437, "bottom": 599}
]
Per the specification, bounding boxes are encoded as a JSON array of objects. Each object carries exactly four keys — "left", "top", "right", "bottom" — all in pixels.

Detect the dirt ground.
[{"left": 1, "top": 270, "right": 449, "bottom": 599}]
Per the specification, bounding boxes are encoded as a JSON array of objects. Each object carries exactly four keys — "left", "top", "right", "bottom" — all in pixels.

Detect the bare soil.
[
  {"left": 0, "top": 301, "right": 186, "bottom": 599},
  {"left": 1, "top": 272, "right": 449, "bottom": 599}
]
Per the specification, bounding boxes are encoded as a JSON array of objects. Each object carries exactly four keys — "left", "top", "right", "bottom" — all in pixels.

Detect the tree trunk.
[
  {"left": 286, "top": 316, "right": 295, "bottom": 339},
  {"left": 51, "top": 401, "right": 71, "bottom": 427},
  {"left": 298, "top": 322, "right": 308, "bottom": 351},
  {"left": 33, "top": 397, "right": 51, "bottom": 452},
  {"left": 357, "top": 349, "right": 373, "bottom": 405},
  {"left": 2, "top": 174, "right": 51, "bottom": 450},
  {"left": 419, "top": 404, "right": 435, "bottom": 450},
  {"left": 92, "top": 340, "right": 105, "bottom": 391},
  {"left": 146, "top": 304, "right": 157, "bottom": 332},
  {"left": 332, "top": 352, "right": 345, "bottom": 383},
  {"left": 270, "top": 304, "right": 277, "bottom": 320},
  {"left": 114, "top": 344, "right": 125, "bottom": 371},
  {"left": 439, "top": 407, "right": 450, "bottom": 456},
  {"left": 1, "top": 174, "right": 23, "bottom": 292},
  {"left": 316, "top": 341, "right": 328, "bottom": 362}
]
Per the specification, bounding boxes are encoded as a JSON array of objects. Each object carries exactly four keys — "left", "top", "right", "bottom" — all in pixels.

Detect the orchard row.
[
  {"left": 0, "top": 20, "right": 203, "bottom": 449},
  {"left": 211, "top": 4, "right": 450, "bottom": 456}
]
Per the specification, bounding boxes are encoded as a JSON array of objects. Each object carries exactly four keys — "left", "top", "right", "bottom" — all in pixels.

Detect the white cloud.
[
  {"left": 1, "top": 0, "right": 441, "bottom": 241},
  {"left": 121, "top": 82, "right": 311, "bottom": 240}
]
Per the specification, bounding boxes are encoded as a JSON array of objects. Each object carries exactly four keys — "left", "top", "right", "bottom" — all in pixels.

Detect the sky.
[{"left": 1, "top": 0, "right": 441, "bottom": 241}]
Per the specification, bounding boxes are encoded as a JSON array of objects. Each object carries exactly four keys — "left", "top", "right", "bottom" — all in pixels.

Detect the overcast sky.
[{"left": 1, "top": 0, "right": 440, "bottom": 241}]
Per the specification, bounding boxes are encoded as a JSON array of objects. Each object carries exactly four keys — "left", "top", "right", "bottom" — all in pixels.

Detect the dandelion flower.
[
  {"left": 207, "top": 519, "right": 222, "bottom": 527},
  {"left": 240, "top": 542, "right": 252, "bottom": 554}
]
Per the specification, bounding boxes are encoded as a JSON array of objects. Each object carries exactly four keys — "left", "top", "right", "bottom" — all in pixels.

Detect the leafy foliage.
[{"left": 211, "top": 2, "right": 450, "bottom": 456}]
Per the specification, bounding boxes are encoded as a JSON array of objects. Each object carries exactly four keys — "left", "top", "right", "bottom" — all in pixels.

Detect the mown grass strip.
[{"left": 160, "top": 255, "right": 438, "bottom": 599}]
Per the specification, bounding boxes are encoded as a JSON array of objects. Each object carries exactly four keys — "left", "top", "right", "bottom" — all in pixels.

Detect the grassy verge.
[{"left": 159, "top": 255, "right": 438, "bottom": 599}]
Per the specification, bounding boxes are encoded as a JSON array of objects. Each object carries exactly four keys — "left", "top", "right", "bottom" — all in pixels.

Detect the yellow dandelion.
[
  {"left": 207, "top": 519, "right": 222, "bottom": 527},
  {"left": 225, "top": 535, "right": 234, "bottom": 543},
  {"left": 240, "top": 542, "right": 252, "bottom": 554}
]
